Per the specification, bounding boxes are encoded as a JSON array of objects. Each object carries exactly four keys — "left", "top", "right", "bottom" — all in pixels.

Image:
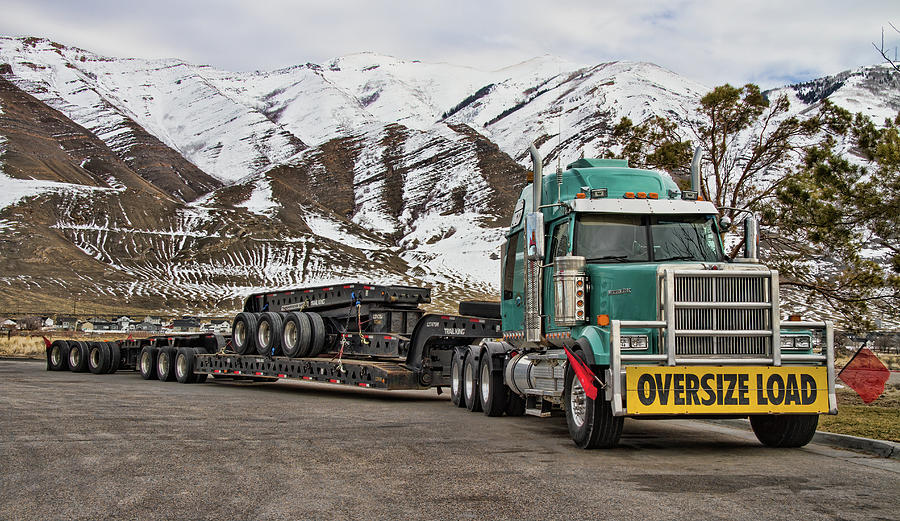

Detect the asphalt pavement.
[{"left": 1, "top": 360, "right": 898, "bottom": 520}]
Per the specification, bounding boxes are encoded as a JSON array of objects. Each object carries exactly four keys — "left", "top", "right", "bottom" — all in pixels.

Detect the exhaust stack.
[
  {"left": 524, "top": 144, "right": 544, "bottom": 344},
  {"left": 530, "top": 144, "right": 543, "bottom": 211},
  {"left": 690, "top": 146, "right": 702, "bottom": 192}
]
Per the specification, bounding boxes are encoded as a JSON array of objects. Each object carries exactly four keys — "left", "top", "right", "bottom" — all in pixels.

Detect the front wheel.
[
  {"left": 563, "top": 350, "right": 622, "bottom": 449},
  {"left": 750, "top": 414, "right": 819, "bottom": 448}
]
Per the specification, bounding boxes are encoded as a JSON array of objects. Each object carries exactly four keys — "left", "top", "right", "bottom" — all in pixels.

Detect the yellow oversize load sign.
[{"left": 625, "top": 366, "right": 829, "bottom": 415}]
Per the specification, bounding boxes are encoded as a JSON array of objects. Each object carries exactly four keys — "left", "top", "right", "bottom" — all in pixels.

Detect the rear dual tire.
[
  {"left": 47, "top": 340, "right": 70, "bottom": 371},
  {"left": 157, "top": 347, "right": 177, "bottom": 382},
  {"left": 139, "top": 346, "right": 158, "bottom": 380},
  {"left": 175, "top": 348, "right": 206, "bottom": 384},
  {"left": 68, "top": 341, "right": 90, "bottom": 372}
]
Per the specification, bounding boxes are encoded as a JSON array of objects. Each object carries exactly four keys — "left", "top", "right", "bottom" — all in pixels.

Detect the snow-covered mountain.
[{"left": 0, "top": 35, "right": 896, "bottom": 317}]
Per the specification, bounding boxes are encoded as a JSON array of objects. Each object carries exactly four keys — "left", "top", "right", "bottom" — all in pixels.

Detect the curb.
[
  {"left": 0, "top": 356, "right": 45, "bottom": 361},
  {"left": 704, "top": 418, "right": 899, "bottom": 459}
]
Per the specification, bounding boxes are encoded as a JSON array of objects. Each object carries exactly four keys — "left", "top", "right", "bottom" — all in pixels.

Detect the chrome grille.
[{"left": 669, "top": 272, "right": 772, "bottom": 356}]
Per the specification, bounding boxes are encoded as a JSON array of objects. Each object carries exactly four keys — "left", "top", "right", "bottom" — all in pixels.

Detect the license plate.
[{"left": 625, "top": 366, "right": 829, "bottom": 415}]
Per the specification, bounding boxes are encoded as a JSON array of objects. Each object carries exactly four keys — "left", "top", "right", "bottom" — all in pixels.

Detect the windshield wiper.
[
  {"left": 586, "top": 255, "right": 631, "bottom": 263},
  {"left": 655, "top": 255, "right": 698, "bottom": 262}
]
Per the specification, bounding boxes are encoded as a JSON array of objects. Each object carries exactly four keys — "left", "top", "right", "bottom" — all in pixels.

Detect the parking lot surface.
[{"left": 1, "top": 360, "right": 898, "bottom": 520}]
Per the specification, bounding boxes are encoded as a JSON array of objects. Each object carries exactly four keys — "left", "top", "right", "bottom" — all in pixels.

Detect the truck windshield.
[{"left": 575, "top": 214, "right": 723, "bottom": 263}]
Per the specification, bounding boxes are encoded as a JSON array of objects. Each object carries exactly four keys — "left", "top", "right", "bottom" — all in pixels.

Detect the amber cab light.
[
  {"left": 637, "top": 192, "right": 647, "bottom": 199},
  {"left": 649, "top": 192, "right": 659, "bottom": 199},
  {"left": 624, "top": 192, "right": 635, "bottom": 199},
  {"left": 597, "top": 314, "right": 610, "bottom": 326}
]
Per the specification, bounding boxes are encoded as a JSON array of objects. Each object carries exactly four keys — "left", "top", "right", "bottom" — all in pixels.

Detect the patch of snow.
[
  {"left": 0, "top": 171, "right": 118, "bottom": 211},
  {"left": 236, "top": 177, "right": 279, "bottom": 217},
  {"left": 303, "top": 212, "right": 382, "bottom": 251}
]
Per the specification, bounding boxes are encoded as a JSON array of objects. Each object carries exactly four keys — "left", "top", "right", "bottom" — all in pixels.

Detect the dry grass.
[
  {"left": 0, "top": 335, "right": 46, "bottom": 357},
  {"left": 819, "top": 384, "right": 900, "bottom": 442}
]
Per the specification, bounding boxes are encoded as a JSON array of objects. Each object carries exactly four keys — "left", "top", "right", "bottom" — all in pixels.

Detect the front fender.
[{"left": 573, "top": 325, "right": 610, "bottom": 367}]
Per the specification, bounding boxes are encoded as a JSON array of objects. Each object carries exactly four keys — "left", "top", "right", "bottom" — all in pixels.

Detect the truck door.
[
  {"left": 501, "top": 230, "right": 525, "bottom": 331},
  {"left": 543, "top": 219, "right": 571, "bottom": 332}
]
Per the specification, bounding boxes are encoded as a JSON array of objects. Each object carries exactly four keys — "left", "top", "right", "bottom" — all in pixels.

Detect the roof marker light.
[
  {"left": 575, "top": 192, "right": 587, "bottom": 199},
  {"left": 649, "top": 192, "right": 659, "bottom": 199},
  {"left": 624, "top": 192, "right": 635, "bottom": 199},
  {"left": 637, "top": 192, "right": 647, "bottom": 199}
]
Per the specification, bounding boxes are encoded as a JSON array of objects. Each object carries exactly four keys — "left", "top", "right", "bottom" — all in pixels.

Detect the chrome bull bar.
[{"left": 607, "top": 318, "right": 837, "bottom": 416}]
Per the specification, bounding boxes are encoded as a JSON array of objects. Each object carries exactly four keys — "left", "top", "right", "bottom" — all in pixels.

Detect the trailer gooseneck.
[{"left": 47, "top": 144, "right": 837, "bottom": 450}]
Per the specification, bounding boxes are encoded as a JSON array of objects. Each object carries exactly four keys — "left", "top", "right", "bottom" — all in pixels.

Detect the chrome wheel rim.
[
  {"left": 70, "top": 348, "right": 81, "bottom": 367},
  {"left": 451, "top": 358, "right": 460, "bottom": 396},
  {"left": 50, "top": 346, "right": 60, "bottom": 366},
  {"left": 90, "top": 348, "right": 100, "bottom": 368},
  {"left": 480, "top": 362, "right": 491, "bottom": 403},
  {"left": 258, "top": 321, "right": 271, "bottom": 348},
  {"left": 570, "top": 377, "right": 587, "bottom": 428},
  {"left": 141, "top": 352, "right": 151, "bottom": 374},
  {"left": 464, "top": 360, "right": 474, "bottom": 400},
  {"left": 158, "top": 354, "right": 168, "bottom": 376},
  {"left": 176, "top": 354, "right": 187, "bottom": 378},
  {"left": 234, "top": 321, "right": 246, "bottom": 347},
  {"left": 284, "top": 321, "right": 297, "bottom": 348}
]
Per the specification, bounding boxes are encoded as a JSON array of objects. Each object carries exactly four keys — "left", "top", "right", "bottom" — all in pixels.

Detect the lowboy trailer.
[{"left": 45, "top": 144, "right": 837, "bottom": 449}]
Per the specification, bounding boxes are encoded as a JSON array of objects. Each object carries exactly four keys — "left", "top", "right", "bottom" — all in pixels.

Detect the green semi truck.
[
  {"left": 453, "top": 144, "right": 836, "bottom": 448},
  {"left": 48, "top": 144, "right": 837, "bottom": 450}
]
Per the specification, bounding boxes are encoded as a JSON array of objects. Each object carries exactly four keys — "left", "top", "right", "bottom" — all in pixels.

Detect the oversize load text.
[{"left": 624, "top": 366, "right": 829, "bottom": 414}]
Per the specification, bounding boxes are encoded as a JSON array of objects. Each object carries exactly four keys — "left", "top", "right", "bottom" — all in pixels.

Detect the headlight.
[
  {"left": 781, "top": 335, "right": 812, "bottom": 349},
  {"left": 621, "top": 335, "right": 649, "bottom": 350}
]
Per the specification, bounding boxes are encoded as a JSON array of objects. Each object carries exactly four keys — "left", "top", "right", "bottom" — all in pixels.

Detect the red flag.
[
  {"left": 41, "top": 336, "right": 52, "bottom": 349},
  {"left": 564, "top": 346, "right": 598, "bottom": 400},
  {"left": 839, "top": 347, "right": 890, "bottom": 404}
]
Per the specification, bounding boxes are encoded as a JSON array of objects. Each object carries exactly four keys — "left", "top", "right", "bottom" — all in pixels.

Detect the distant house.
[
  {"left": 1, "top": 318, "right": 15, "bottom": 330},
  {"left": 116, "top": 316, "right": 133, "bottom": 331},
  {"left": 56, "top": 316, "right": 78, "bottom": 331},
  {"left": 143, "top": 316, "right": 163, "bottom": 326},
  {"left": 171, "top": 319, "right": 199, "bottom": 332},
  {"left": 132, "top": 321, "right": 161, "bottom": 332},
  {"left": 86, "top": 319, "right": 116, "bottom": 331}
]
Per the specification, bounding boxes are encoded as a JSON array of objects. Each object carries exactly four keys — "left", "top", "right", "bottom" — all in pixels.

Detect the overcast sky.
[{"left": 1, "top": 0, "right": 897, "bottom": 89}]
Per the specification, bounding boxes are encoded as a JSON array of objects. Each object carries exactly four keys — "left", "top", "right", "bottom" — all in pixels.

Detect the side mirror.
[{"left": 719, "top": 216, "right": 732, "bottom": 233}]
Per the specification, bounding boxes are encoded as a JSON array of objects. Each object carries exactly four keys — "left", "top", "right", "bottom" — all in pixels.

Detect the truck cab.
[{"left": 496, "top": 148, "right": 836, "bottom": 449}]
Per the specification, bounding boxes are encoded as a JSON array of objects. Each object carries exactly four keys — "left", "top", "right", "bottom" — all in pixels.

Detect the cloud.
[{"left": 0, "top": 0, "right": 897, "bottom": 88}]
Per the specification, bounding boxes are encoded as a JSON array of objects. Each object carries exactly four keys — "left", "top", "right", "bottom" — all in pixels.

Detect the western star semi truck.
[{"left": 45, "top": 145, "right": 837, "bottom": 449}]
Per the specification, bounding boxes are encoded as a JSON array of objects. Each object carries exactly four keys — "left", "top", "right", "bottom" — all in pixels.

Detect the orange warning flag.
[{"left": 838, "top": 347, "right": 890, "bottom": 404}]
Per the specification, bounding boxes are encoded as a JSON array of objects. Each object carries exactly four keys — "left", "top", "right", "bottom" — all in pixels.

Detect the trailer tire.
[
  {"left": 106, "top": 342, "right": 121, "bottom": 374},
  {"left": 505, "top": 392, "right": 526, "bottom": 417},
  {"left": 255, "top": 312, "right": 284, "bottom": 356},
  {"left": 175, "top": 348, "right": 198, "bottom": 384},
  {"left": 88, "top": 342, "right": 111, "bottom": 374},
  {"left": 68, "top": 341, "right": 90, "bottom": 372},
  {"left": 231, "top": 313, "right": 257, "bottom": 355},
  {"left": 750, "top": 414, "right": 819, "bottom": 448},
  {"left": 307, "top": 312, "right": 326, "bottom": 356},
  {"left": 463, "top": 350, "right": 483, "bottom": 412},
  {"left": 48, "top": 340, "right": 70, "bottom": 371},
  {"left": 156, "top": 347, "right": 177, "bottom": 382},
  {"left": 564, "top": 349, "right": 622, "bottom": 449},
  {"left": 449, "top": 349, "right": 466, "bottom": 408},
  {"left": 282, "top": 312, "right": 312, "bottom": 358},
  {"left": 479, "top": 354, "right": 508, "bottom": 416},
  {"left": 139, "top": 346, "right": 158, "bottom": 379}
]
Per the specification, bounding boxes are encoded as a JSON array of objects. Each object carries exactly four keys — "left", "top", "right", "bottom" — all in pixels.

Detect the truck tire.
[
  {"left": 48, "top": 340, "right": 70, "bottom": 371},
  {"left": 68, "top": 341, "right": 90, "bottom": 372},
  {"left": 231, "top": 313, "right": 257, "bottom": 355},
  {"left": 463, "top": 349, "right": 483, "bottom": 412},
  {"left": 157, "top": 347, "right": 177, "bottom": 382},
  {"left": 563, "top": 349, "right": 622, "bottom": 449},
  {"left": 255, "top": 312, "right": 283, "bottom": 356},
  {"left": 139, "top": 346, "right": 157, "bottom": 379},
  {"left": 307, "top": 312, "right": 326, "bottom": 356},
  {"left": 175, "top": 348, "right": 198, "bottom": 384},
  {"left": 282, "top": 312, "right": 312, "bottom": 358},
  {"left": 88, "top": 342, "right": 111, "bottom": 374},
  {"left": 750, "top": 414, "right": 819, "bottom": 448},
  {"left": 106, "top": 342, "right": 121, "bottom": 374},
  {"left": 479, "top": 353, "right": 508, "bottom": 416},
  {"left": 449, "top": 349, "right": 466, "bottom": 408},
  {"left": 505, "top": 392, "right": 526, "bottom": 417}
]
